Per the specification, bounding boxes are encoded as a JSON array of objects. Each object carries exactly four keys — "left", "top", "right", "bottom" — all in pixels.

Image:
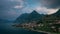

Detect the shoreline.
[
  {"left": 21, "top": 27, "right": 60, "bottom": 34},
  {"left": 12, "top": 24, "right": 60, "bottom": 34},
  {"left": 30, "top": 29, "right": 50, "bottom": 34},
  {"left": 24, "top": 28, "right": 60, "bottom": 34},
  {"left": 15, "top": 27, "right": 50, "bottom": 34}
]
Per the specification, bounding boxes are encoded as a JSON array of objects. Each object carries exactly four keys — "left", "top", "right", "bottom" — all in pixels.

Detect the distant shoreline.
[
  {"left": 12, "top": 24, "right": 60, "bottom": 34},
  {"left": 18, "top": 27, "right": 60, "bottom": 34},
  {"left": 30, "top": 29, "right": 50, "bottom": 34},
  {"left": 13, "top": 26, "right": 50, "bottom": 34}
]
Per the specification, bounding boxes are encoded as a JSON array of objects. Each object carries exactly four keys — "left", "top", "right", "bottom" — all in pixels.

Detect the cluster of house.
[
  {"left": 13, "top": 19, "right": 60, "bottom": 32},
  {"left": 48, "top": 20, "right": 60, "bottom": 32},
  {"left": 20, "top": 22, "right": 43, "bottom": 29}
]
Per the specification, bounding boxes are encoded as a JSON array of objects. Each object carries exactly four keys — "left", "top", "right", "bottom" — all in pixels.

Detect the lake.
[{"left": 0, "top": 22, "right": 47, "bottom": 34}]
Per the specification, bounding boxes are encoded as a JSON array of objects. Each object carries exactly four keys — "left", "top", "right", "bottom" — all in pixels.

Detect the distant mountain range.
[
  {"left": 14, "top": 9, "right": 60, "bottom": 23},
  {"left": 0, "top": 19, "right": 13, "bottom": 23}
]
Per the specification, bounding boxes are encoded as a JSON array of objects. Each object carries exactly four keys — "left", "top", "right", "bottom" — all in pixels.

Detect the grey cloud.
[
  {"left": 0, "top": 0, "right": 23, "bottom": 20},
  {"left": 40, "top": 0, "right": 60, "bottom": 9},
  {"left": 0, "top": 0, "right": 60, "bottom": 20}
]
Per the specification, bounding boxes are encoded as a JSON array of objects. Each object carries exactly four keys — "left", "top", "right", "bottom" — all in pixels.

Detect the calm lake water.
[{"left": 0, "top": 23, "right": 47, "bottom": 34}]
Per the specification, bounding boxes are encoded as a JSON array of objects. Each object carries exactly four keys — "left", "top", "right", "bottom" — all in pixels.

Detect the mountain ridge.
[
  {"left": 14, "top": 9, "right": 60, "bottom": 23},
  {"left": 14, "top": 10, "right": 44, "bottom": 23}
]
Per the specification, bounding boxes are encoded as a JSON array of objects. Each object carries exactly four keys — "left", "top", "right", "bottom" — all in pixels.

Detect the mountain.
[
  {"left": 0, "top": 19, "right": 12, "bottom": 23},
  {"left": 14, "top": 13, "right": 29, "bottom": 23},
  {"left": 28, "top": 10, "right": 44, "bottom": 21},
  {"left": 51, "top": 9, "right": 60, "bottom": 19},
  {"left": 51, "top": 9, "right": 60, "bottom": 16},
  {"left": 42, "top": 9, "right": 60, "bottom": 23},
  {"left": 14, "top": 10, "right": 44, "bottom": 23}
]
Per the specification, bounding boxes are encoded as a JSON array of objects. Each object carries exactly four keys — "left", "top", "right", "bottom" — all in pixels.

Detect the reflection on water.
[{"left": 0, "top": 23, "right": 46, "bottom": 34}]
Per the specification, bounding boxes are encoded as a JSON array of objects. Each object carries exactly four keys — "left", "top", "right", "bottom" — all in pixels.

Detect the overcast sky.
[{"left": 0, "top": 0, "right": 60, "bottom": 20}]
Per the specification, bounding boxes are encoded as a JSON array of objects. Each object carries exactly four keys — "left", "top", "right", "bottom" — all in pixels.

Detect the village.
[{"left": 13, "top": 20, "right": 60, "bottom": 33}]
